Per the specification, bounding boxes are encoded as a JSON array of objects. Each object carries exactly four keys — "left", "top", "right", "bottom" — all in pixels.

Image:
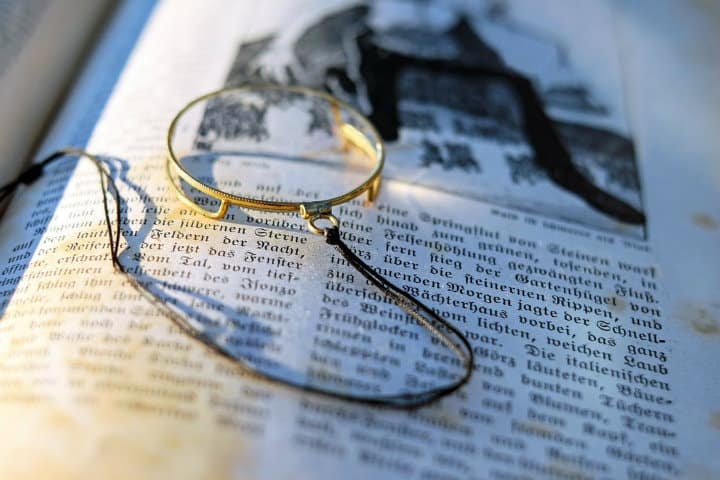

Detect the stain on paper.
[
  {"left": 710, "top": 411, "right": 720, "bottom": 430},
  {"left": 692, "top": 213, "right": 718, "bottom": 230},
  {"left": 677, "top": 302, "right": 720, "bottom": 336}
]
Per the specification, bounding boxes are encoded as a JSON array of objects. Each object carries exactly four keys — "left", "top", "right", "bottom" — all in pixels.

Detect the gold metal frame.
[{"left": 166, "top": 85, "right": 384, "bottom": 227}]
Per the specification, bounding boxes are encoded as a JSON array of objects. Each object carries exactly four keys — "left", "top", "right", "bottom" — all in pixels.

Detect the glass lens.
[{"left": 169, "top": 87, "right": 380, "bottom": 207}]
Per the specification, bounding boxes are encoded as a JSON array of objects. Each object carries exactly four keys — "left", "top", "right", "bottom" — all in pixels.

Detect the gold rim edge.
[{"left": 165, "top": 84, "right": 385, "bottom": 217}]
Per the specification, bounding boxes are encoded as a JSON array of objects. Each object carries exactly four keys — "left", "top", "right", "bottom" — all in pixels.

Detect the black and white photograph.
[{"left": 199, "top": 0, "right": 646, "bottom": 238}]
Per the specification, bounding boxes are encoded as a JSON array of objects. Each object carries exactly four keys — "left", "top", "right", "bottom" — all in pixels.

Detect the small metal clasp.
[{"left": 301, "top": 203, "right": 340, "bottom": 235}]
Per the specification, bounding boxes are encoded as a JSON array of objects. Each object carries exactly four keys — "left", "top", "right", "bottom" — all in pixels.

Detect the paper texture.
[{"left": 0, "top": 0, "right": 716, "bottom": 478}]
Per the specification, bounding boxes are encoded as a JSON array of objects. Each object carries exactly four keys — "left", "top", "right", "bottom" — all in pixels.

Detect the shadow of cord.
[{"left": 6, "top": 151, "right": 472, "bottom": 409}]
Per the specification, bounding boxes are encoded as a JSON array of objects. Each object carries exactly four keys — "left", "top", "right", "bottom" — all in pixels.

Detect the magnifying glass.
[{"left": 166, "top": 84, "right": 384, "bottom": 235}]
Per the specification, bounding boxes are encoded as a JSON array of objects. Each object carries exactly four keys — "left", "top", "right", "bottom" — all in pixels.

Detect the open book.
[{"left": 1, "top": 0, "right": 719, "bottom": 478}]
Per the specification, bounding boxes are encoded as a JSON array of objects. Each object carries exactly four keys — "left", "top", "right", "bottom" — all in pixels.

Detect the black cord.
[
  {"left": 1, "top": 149, "right": 473, "bottom": 409},
  {"left": 325, "top": 226, "right": 474, "bottom": 405}
]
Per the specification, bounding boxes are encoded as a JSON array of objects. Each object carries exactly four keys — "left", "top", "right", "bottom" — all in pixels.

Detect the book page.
[
  {"left": 0, "top": 0, "right": 113, "bottom": 179},
  {"left": 0, "top": 1, "right": 718, "bottom": 479}
]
